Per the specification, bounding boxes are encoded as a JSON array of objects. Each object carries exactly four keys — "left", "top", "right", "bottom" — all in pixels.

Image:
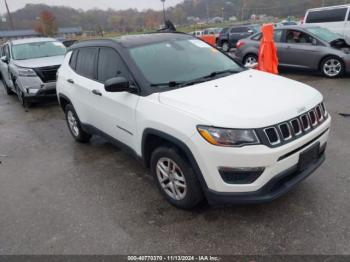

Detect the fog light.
[
  {"left": 219, "top": 167, "right": 265, "bottom": 184},
  {"left": 27, "top": 88, "right": 39, "bottom": 94}
]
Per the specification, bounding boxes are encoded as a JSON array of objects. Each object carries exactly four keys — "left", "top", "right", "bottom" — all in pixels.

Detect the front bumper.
[
  {"left": 16, "top": 76, "right": 57, "bottom": 101},
  {"left": 206, "top": 150, "right": 325, "bottom": 205},
  {"left": 190, "top": 117, "right": 331, "bottom": 202}
]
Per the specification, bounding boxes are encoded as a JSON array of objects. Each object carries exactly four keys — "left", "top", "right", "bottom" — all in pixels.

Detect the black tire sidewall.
[
  {"left": 150, "top": 147, "right": 204, "bottom": 209},
  {"left": 222, "top": 42, "right": 230, "bottom": 52},
  {"left": 321, "top": 56, "right": 345, "bottom": 78},
  {"left": 64, "top": 104, "right": 91, "bottom": 143}
]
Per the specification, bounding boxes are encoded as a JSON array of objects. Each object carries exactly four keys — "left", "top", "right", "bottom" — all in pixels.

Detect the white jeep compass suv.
[{"left": 57, "top": 33, "right": 331, "bottom": 209}]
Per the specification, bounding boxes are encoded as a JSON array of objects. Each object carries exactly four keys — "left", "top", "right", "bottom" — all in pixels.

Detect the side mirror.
[
  {"left": 105, "top": 77, "right": 131, "bottom": 92},
  {"left": 312, "top": 38, "right": 318, "bottom": 46},
  {"left": 1, "top": 56, "right": 9, "bottom": 63}
]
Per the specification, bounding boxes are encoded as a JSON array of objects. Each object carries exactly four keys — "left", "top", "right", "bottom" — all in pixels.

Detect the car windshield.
[
  {"left": 305, "top": 27, "right": 342, "bottom": 42},
  {"left": 12, "top": 41, "right": 66, "bottom": 60},
  {"left": 129, "top": 38, "right": 243, "bottom": 87}
]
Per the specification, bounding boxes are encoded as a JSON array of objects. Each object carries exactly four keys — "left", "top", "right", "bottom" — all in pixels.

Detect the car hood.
[
  {"left": 13, "top": 55, "right": 64, "bottom": 68},
  {"left": 158, "top": 70, "right": 323, "bottom": 128}
]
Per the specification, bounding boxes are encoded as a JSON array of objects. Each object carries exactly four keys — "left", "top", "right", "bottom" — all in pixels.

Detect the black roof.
[{"left": 69, "top": 32, "right": 193, "bottom": 51}]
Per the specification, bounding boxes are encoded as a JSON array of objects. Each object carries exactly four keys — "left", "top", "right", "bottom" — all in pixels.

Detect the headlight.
[
  {"left": 197, "top": 125, "right": 259, "bottom": 147},
  {"left": 18, "top": 68, "right": 37, "bottom": 77}
]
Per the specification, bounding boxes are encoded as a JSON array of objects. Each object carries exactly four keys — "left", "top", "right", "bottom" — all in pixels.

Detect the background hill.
[{"left": 1, "top": 0, "right": 349, "bottom": 32}]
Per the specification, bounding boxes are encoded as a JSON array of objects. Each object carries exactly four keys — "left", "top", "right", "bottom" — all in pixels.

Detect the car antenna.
[{"left": 158, "top": 20, "right": 176, "bottom": 33}]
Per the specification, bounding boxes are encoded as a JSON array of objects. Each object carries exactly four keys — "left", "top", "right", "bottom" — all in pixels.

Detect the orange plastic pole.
[
  {"left": 258, "top": 24, "right": 279, "bottom": 74},
  {"left": 200, "top": 35, "right": 216, "bottom": 46}
]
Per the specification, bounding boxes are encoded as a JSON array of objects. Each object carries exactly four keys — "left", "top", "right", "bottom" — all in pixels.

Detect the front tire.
[
  {"left": 17, "top": 87, "right": 30, "bottom": 108},
  {"left": 1, "top": 76, "right": 14, "bottom": 95},
  {"left": 320, "top": 56, "right": 345, "bottom": 78},
  {"left": 150, "top": 146, "right": 204, "bottom": 209},
  {"left": 65, "top": 104, "right": 91, "bottom": 143}
]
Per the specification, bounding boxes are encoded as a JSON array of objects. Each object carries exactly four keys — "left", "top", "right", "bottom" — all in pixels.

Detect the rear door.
[
  {"left": 95, "top": 47, "right": 139, "bottom": 148},
  {"left": 68, "top": 47, "right": 104, "bottom": 128},
  {"left": 229, "top": 27, "right": 245, "bottom": 47},
  {"left": 278, "top": 29, "right": 320, "bottom": 69}
]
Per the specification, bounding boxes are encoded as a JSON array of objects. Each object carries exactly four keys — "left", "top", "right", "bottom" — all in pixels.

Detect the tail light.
[{"left": 236, "top": 40, "right": 245, "bottom": 49}]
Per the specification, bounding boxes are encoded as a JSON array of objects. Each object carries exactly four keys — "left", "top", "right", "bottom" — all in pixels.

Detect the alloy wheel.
[
  {"left": 245, "top": 55, "right": 257, "bottom": 67},
  {"left": 222, "top": 42, "right": 229, "bottom": 52},
  {"left": 323, "top": 59, "right": 342, "bottom": 77},
  {"left": 67, "top": 110, "right": 80, "bottom": 137},
  {"left": 156, "top": 157, "right": 187, "bottom": 201}
]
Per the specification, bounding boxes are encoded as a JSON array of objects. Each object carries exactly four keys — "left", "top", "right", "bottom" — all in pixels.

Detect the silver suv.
[{"left": 0, "top": 38, "right": 66, "bottom": 107}]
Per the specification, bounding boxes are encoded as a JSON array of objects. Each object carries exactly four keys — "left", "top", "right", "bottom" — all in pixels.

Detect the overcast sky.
[{"left": 2, "top": 0, "right": 184, "bottom": 12}]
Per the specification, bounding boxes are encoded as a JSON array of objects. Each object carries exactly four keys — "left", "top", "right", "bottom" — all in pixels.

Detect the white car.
[
  {"left": 0, "top": 38, "right": 66, "bottom": 107},
  {"left": 57, "top": 33, "right": 331, "bottom": 209},
  {"left": 304, "top": 4, "right": 350, "bottom": 39}
]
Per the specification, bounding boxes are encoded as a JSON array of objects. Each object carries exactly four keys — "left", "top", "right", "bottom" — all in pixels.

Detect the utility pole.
[
  {"left": 161, "top": 0, "right": 166, "bottom": 25},
  {"left": 4, "top": 0, "right": 15, "bottom": 30}
]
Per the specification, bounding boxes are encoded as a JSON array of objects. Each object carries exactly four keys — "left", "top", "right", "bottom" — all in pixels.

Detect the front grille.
[
  {"left": 34, "top": 65, "right": 60, "bottom": 83},
  {"left": 257, "top": 103, "right": 328, "bottom": 148}
]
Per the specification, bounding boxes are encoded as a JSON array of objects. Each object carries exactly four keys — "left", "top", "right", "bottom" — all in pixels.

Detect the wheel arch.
[
  {"left": 58, "top": 93, "right": 72, "bottom": 111},
  {"left": 141, "top": 128, "right": 208, "bottom": 189}
]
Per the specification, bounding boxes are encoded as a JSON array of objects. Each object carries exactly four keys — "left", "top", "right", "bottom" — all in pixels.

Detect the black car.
[{"left": 217, "top": 24, "right": 261, "bottom": 52}]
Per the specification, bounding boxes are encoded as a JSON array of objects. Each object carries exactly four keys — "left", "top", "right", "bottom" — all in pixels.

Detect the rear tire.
[
  {"left": 243, "top": 54, "right": 258, "bottom": 67},
  {"left": 222, "top": 41, "right": 230, "bottom": 52},
  {"left": 150, "top": 146, "right": 204, "bottom": 209},
  {"left": 320, "top": 56, "right": 345, "bottom": 78},
  {"left": 65, "top": 104, "right": 92, "bottom": 143}
]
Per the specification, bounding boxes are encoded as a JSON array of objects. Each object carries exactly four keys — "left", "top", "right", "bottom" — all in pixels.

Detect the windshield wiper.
[
  {"left": 150, "top": 69, "right": 239, "bottom": 88},
  {"left": 150, "top": 81, "right": 184, "bottom": 87},
  {"left": 180, "top": 69, "right": 239, "bottom": 87}
]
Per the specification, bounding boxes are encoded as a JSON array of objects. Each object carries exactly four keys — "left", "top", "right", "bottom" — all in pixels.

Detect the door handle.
[
  {"left": 92, "top": 89, "right": 102, "bottom": 96},
  {"left": 67, "top": 79, "right": 74, "bottom": 84}
]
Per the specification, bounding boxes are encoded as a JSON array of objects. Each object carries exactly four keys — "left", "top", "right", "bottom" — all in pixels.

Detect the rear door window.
[
  {"left": 285, "top": 30, "right": 313, "bottom": 44},
  {"left": 306, "top": 8, "right": 348, "bottom": 23},
  {"left": 75, "top": 47, "right": 98, "bottom": 80},
  {"left": 274, "top": 30, "right": 283, "bottom": 42},
  {"left": 251, "top": 30, "right": 282, "bottom": 42},
  {"left": 97, "top": 47, "right": 129, "bottom": 83},
  {"left": 230, "top": 27, "right": 244, "bottom": 33},
  {"left": 69, "top": 50, "right": 79, "bottom": 70}
]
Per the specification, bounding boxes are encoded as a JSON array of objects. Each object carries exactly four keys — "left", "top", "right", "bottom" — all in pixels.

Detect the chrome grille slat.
[
  {"left": 278, "top": 123, "right": 292, "bottom": 141},
  {"left": 262, "top": 103, "right": 327, "bottom": 147},
  {"left": 290, "top": 119, "right": 302, "bottom": 136},
  {"left": 264, "top": 127, "right": 281, "bottom": 145}
]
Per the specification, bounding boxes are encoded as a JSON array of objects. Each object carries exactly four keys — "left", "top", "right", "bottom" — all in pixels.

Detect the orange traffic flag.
[{"left": 258, "top": 24, "right": 279, "bottom": 74}]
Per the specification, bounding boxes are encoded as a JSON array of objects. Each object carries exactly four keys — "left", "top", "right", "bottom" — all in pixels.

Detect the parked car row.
[{"left": 234, "top": 25, "right": 350, "bottom": 78}]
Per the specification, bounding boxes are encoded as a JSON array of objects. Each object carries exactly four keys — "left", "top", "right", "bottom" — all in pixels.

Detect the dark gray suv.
[{"left": 217, "top": 24, "right": 260, "bottom": 52}]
